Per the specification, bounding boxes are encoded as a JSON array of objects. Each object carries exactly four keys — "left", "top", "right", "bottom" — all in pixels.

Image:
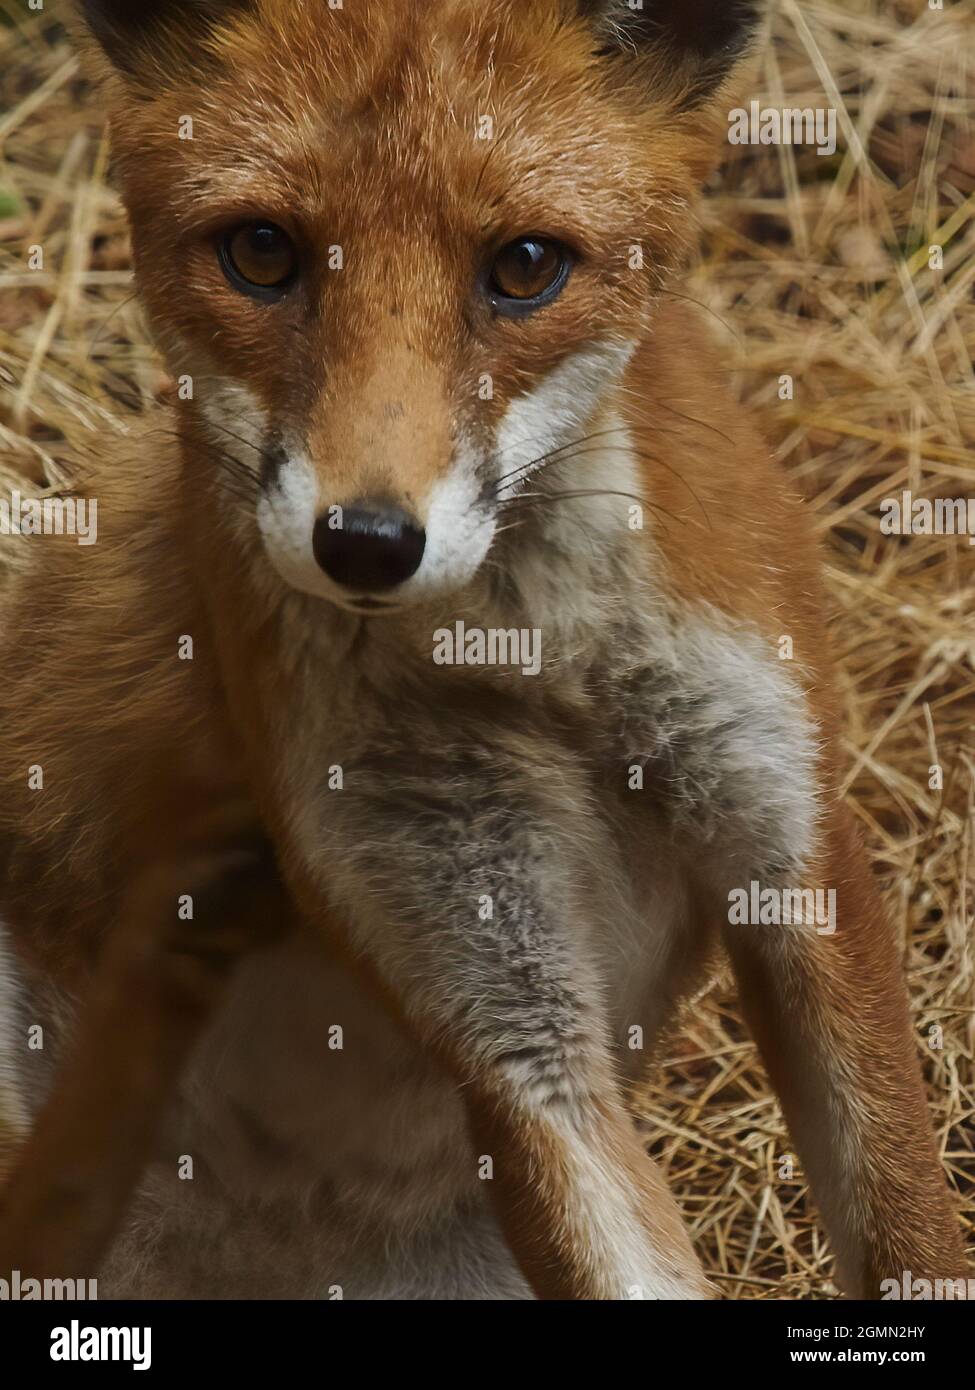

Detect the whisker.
[
  {"left": 142, "top": 424, "right": 262, "bottom": 503},
  {"left": 491, "top": 425, "right": 630, "bottom": 494},
  {"left": 490, "top": 422, "right": 713, "bottom": 531},
  {"left": 498, "top": 486, "right": 689, "bottom": 531},
  {"left": 616, "top": 382, "right": 738, "bottom": 449},
  {"left": 551, "top": 437, "right": 715, "bottom": 531},
  {"left": 659, "top": 288, "right": 739, "bottom": 342},
  {"left": 85, "top": 292, "right": 140, "bottom": 363},
  {"left": 200, "top": 416, "right": 267, "bottom": 458}
]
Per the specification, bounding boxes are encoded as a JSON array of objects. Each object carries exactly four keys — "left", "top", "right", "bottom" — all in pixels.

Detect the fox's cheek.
[
  {"left": 492, "top": 340, "right": 638, "bottom": 499},
  {"left": 195, "top": 377, "right": 271, "bottom": 477},
  {"left": 406, "top": 444, "right": 496, "bottom": 598},
  {"left": 191, "top": 378, "right": 329, "bottom": 601},
  {"left": 255, "top": 451, "right": 327, "bottom": 600}
]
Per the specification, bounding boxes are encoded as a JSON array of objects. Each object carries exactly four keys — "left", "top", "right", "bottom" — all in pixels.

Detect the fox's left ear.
[
  {"left": 579, "top": 0, "right": 762, "bottom": 104},
  {"left": 77, "top": 0, "right": 250, "bottom": 77}
]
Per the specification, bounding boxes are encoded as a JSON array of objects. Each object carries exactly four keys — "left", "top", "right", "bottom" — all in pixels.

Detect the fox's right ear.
[
  {"left": 579, "top": 0, "right": 762, "bottom": 105},
  {"left": 78, "top": 0, "right": 250, "bottom": 76}
]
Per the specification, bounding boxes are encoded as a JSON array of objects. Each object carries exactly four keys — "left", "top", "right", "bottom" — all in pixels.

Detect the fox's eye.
[
  {"left": 489, "top": 237, "right": 568, "bottom": 308},
  {"left": 220, "top": 222, "right": 298, "bottom": 298}
]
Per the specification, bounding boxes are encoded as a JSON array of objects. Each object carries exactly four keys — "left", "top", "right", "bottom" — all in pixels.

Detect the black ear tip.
[
  {"left": 583, "top": 0, "right": 763, "bottom": 51},
  {"left": 582, "top": 0, "right": 763, "bottom": 99},
  {"left": 78, "top": 0, "right": 249, "bottom": 73},
  {"left": 641, "top": 0, "right": 762, "bottom": 52},
  {"left": 80, "top": 0, "right": 157, "bottom": 40},
  {"left": 78, "top": 0, "right": 164, "bottom": 76},
  {"left": 710, "top": 0, "right": 764, "bottom": 53}
]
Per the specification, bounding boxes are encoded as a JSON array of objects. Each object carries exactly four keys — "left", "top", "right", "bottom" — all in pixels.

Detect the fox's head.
[{"left": 80, "top": 0, "right": 758, "bottom": 614}]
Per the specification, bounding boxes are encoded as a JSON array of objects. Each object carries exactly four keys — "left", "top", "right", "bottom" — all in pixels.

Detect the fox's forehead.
[
  {"left": 211, "top": 0, "right": 584, "bottom": 117},
  {"left": 114, "top": 0, "right": 672, "bottom": 244}
]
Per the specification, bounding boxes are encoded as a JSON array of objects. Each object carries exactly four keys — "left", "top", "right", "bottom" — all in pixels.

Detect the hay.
[{"left": 1, "top": 1, "right": 972, "bottom": 1297}]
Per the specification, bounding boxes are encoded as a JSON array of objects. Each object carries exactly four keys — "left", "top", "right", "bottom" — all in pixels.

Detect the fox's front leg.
[
  {"left": 294, "top": 738, "right": 708, "bottom": 1300},
  {"left": 614, "top": 619, "right": 968, "bottom": 1297},
  {"left": 723, "top": 803, "right": 968, "bottom": 1297},
  {"left": 0, "top": 831, "right": 284, "bottom": 1283}
]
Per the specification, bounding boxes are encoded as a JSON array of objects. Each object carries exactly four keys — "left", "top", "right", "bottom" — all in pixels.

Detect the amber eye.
[
  {"left": 489, "top": 237, "right": 568, "bottom": 307},
  {"left": 220, "top": 222, "right": 298, "bottom": 297}
]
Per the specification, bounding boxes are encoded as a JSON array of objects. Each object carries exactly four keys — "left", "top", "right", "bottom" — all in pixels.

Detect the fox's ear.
[
  {"left": 579, "top": 0, "right": 761, "bottom": 103},
  {"left": 78, "top": 0, "right": 250, "bottom": 75}
]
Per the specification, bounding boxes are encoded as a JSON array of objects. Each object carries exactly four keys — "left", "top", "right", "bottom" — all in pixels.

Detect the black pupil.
[
  {"left": 513, "top": 240, "right": 546, "bottom": 276},
  {"left": 251, "top": 226, "right": 282, "bottom": 259}
]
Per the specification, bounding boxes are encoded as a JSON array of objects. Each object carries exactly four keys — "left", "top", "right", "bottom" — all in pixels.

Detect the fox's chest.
[{"left": 281, "top": 585, "right": 821, "bottom": 905}]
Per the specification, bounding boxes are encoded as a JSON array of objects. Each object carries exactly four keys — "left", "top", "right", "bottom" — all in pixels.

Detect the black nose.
[{"left": 312, "top": 502, "right": 426, "bottom": 592}]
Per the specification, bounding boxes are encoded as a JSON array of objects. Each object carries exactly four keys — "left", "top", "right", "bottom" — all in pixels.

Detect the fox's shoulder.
[
  {"left": 0, "top": 402, "right": 207, "bottom": 774},
  {"left": 626, "top": 300, "right": 831, "bottom": 668},
  {"left": 1, "top": 405, "right": 184, "bottom": 598},
  {"left": 0, "top": 407, "right": 241, "bottom": 973}
]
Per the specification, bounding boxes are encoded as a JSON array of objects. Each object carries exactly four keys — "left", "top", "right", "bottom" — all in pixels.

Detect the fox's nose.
[{"left": 312, "top": 502, "right": 426, "bottom": 591}]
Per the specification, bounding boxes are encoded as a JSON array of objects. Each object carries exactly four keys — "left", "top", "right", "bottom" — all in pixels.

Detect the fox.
[{"left": 0, "top": 0, "right": 968, "bottom": 1300}]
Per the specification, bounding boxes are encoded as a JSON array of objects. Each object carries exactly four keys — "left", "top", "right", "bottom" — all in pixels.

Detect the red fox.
[{"left": 0, "top": 0, "right": 967, "bottom": 1299}]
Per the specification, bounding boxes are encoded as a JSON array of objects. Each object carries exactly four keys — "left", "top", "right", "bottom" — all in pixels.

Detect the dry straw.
[{"left": 0, "top": 1, "right": 972, "bottom": 1297}]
